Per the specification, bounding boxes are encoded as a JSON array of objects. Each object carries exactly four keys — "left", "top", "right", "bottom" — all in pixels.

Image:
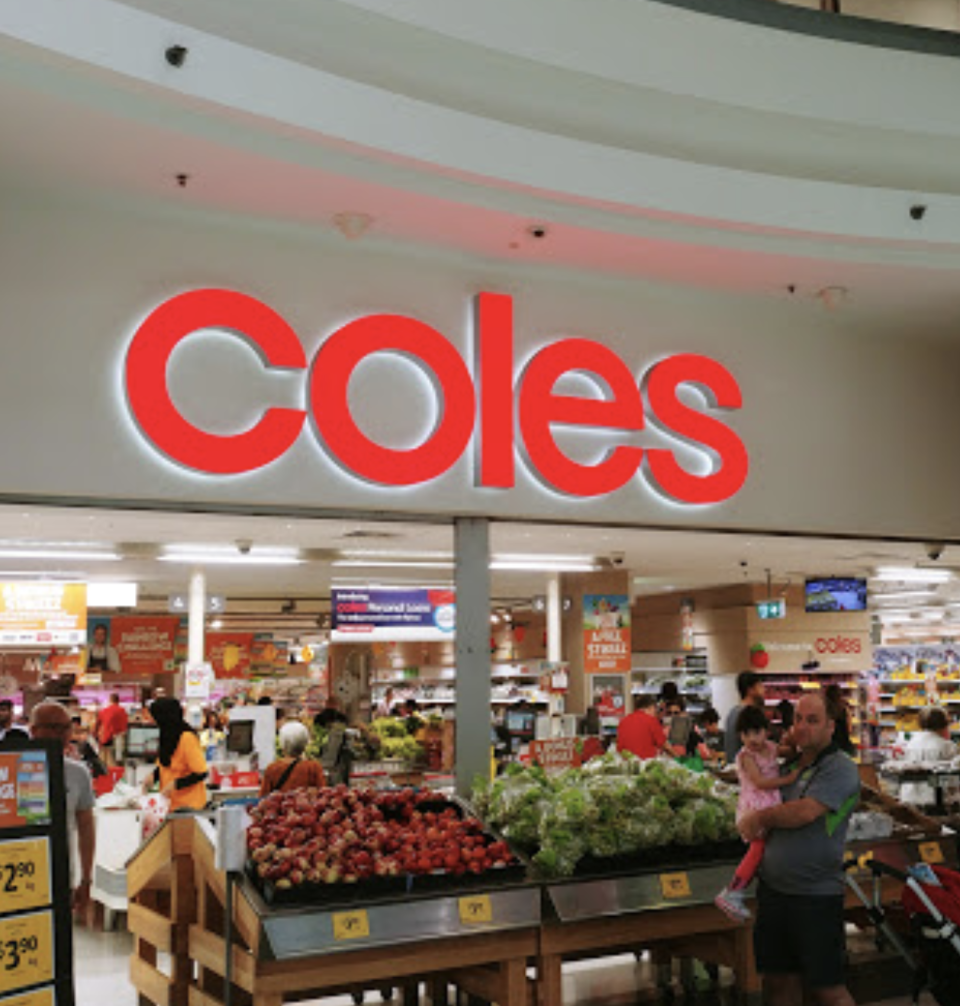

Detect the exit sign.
[{"left": 757, "top": 599, "right": 786, "bottom": 620}]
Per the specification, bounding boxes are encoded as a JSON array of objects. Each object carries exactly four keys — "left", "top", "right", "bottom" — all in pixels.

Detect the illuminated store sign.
[{"left": 124, "top": 289, "right": 748, "bottom": 504}]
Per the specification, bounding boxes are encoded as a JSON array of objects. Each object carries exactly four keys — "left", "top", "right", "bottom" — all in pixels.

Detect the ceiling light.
[
  {"left": 490, "top": 560, "right": 599, "bottom": 572},
  {"left": 338, "top": 560, "right": 454, "bottom": 570},
  {"left": 211, "top": 619, "right": 223, "bottom": 630},
  {"left": 159, "top": 553, "right": 303, "bottom": 566},
  {"left": 494, "top": 554, "right": 595, "bottom": 564},
  {"left": 873, "top": 567, "right": 952, "bottom": 584},
  {"left": 0, "top": 549, "right": 119, "bottom": 561},
  {"left": 339, "top": 550, "right": 453, "bottom": 560},
  {"left": 87, "top": 582, "right": 138, "bottom": 607},
  {"left": 872, "top": 590, "right": 937, "bottom": 602}
]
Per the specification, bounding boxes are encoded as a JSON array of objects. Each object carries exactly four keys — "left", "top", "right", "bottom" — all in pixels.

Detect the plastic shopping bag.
[{"left": 139, "top": 792, "right": 170, "bottom": 841}]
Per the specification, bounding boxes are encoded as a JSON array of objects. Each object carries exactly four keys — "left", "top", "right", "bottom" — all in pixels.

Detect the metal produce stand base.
[{"left": 539, "top": 861, "right": 760, "bottom": 1004}]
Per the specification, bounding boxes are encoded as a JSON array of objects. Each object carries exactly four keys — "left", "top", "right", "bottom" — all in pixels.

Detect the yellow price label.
[
  {"left": 920, "top": 842, "right": 945, "bottom": 865},
  {"left": 659, "top": 872, "right": 692, "bottom": 899},
  {"left": 0, "top": 839, "right": 51, "bottom": 915},
  {"left": 459, "top": 894, "right": 493, "bottom": 924},
  {"left": 332, "top": 910, "right": 369, "bottom": 941},
  {"left": 0, "top": 912, "right": 54, "bottom": 996},
  {"left": 0, "top": 986, "right": 55, "bottom": 1006}
]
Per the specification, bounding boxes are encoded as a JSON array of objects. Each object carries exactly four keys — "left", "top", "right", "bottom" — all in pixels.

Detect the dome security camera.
[
  {"left": 165, "top": 45, "right": 188, "bottom": 68},
  {"left": 527, "top": 224, "right": 549, "bottom": 239},
  {"left": 926, "top": 542, "right": 946, "bottom": 561},
  {"left": 611, "top": 552, "right": 625, "bottom": 567},
  {"left": 236, "top": 538, "right": 253, "bottom": 555},
  {"left": 910, "top": 204, "right": 928, "bottom": 221}
]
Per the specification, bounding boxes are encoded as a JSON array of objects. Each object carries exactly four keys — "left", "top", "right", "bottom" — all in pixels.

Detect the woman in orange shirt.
[
  {"left": 147, "top": 698, "right": 208, "bottom": 811},
  {"left": 260, "top": 721, "right": 325, "bottom": 796}
]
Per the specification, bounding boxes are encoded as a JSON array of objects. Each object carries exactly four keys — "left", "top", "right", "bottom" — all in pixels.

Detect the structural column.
[
  {"left": 546, "top": 572, "right": 562, "bottom": 663},
  {"left": 454, "top": 517, "right": 490, "bottom": 796}
]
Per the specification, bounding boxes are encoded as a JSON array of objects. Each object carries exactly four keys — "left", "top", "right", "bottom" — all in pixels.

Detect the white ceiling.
[
  {"left": 0, "top": 502, "right": 949, "bottom": 605},
  {"left": 5, "top": 3, "right": 960, "bottom": 339}
]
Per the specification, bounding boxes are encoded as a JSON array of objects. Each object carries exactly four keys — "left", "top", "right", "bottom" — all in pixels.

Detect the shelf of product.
[
  {"left": 631, "top": 651, "right": 712, "bottom": 715},
  {"left": 369, "top": 660, "right": 554, "bottom": 711},
  {"left": 247, "top": 785, "right": 524, "bottom": 905},
  {"left": 473, "top": 752, "right": 739, "bottom": 879}
]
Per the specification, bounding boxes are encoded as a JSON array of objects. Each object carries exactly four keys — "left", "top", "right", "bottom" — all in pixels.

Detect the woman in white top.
[{"left": 899, "top": 706, "right": 957, "bottom": 805}]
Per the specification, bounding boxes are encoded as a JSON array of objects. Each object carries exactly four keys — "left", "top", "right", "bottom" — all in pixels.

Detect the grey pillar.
[{"left": 454, "top": 517, "right": 490, "bottom": 797}]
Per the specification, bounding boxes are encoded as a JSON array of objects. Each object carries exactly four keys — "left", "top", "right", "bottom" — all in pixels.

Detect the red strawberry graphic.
[{"left": 750, "top": 643, "right": 770, "bottom": 669}]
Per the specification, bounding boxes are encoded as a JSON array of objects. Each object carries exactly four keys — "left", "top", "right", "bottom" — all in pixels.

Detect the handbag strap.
[{"left": 271, "top": 757, "right": 301, "bottom": 793}]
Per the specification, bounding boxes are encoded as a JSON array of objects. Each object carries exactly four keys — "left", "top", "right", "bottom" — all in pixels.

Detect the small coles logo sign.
[
  {"left": 123, "top": 289, "right": 749, "bottom": 504},
  {"left": 815, "top": 636, "right": 862, "bottom": 655}
]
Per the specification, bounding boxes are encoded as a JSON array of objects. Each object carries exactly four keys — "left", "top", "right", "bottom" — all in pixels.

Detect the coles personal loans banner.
[
  {"left": 331, "top": 588, "right": 456, "bottom": 642},
  {"left": 583, "top": 595, "right": 631, "bottom": 673},
  {"left": 206, "top": 633, "right": 254, "bottom": 679}
]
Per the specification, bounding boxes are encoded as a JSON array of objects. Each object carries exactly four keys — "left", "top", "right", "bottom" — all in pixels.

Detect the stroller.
[{"left": 845, "top": 857, "right": 960, "bottom": 1006}]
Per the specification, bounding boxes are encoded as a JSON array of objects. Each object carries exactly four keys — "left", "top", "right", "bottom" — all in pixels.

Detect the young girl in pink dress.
[{"left": 715, "top": 704, "right": 799, "bottom": 922}]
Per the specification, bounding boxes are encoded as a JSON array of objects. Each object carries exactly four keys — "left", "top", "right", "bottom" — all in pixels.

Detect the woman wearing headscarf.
[{"left": 145, "top": 698, "right": 208, "bottom": 810}]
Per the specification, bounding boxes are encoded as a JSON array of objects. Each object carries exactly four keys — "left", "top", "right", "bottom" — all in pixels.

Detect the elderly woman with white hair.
[{"left": 259, "top": 720, "right": 325, "bottom": 796}]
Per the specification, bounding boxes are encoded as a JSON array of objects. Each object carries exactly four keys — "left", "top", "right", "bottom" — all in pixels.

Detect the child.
[{"left": 714, "top": 704, "right": 800, "bottom": 922}]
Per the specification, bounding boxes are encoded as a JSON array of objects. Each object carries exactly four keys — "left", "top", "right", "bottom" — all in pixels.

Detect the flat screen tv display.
[
  {"left": 125, "top": 724, "right": 160, "bottom": 759},
  {"left": 805, "top": 577, "right": 867, "bottom": 613}
]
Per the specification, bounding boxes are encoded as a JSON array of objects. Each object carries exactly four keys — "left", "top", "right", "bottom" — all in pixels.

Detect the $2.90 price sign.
[
  {"left": 0, "top": 839, "right": 51, "bottom": 915},
  {"left": 0, "top": 911, "right": 54, "bottom": 996}
]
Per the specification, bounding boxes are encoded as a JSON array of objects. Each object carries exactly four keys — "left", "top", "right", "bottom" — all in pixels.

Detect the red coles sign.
[{"left": 124, "top": 290, "right": 749, "bottom": 504}]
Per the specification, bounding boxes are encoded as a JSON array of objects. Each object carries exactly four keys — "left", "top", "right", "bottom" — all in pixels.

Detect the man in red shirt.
[
  {"left": 617, "top": 693, "right": 668, "bottom": 759},
  {"left": 97, "top": 693, "right": 129, "bottom": 767}
]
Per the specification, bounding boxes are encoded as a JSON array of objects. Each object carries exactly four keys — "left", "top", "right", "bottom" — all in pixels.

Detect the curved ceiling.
[{"left": 4, "top": 0, "right": 960, "bottom": 332}]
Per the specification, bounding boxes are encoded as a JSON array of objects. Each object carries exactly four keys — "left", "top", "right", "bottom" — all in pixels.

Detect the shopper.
[
  {"left": 898, "top": 707, "right": 957, "bottom": 805},
  {"left": 30, "top": 701, "right": 96, "bottom": 911},
  {"left": 824, "top": 683, "right": 855, "bottom": 756},
  {"left": 617, "top": 694, "right": 668, "bottom": 760},
  {"left": 0, "top": 698, "right": 27, "bottom": 743},
  {"left": 95, "top": 693, "right": 128, "bottom": 767},
  {"left": 72, "top": 718, "right": 107, "bottom": 779},
  {"left": 739, "top": 691, "right": 860, "bottom": 1006},
  {"left": 715, "top": 706, "right": 800, "bottom": 921},
  {"left": 724, "top": 671, "right": 765, "bottom": 763},
  {"left": 143, "top": 698, "right": 208, "bottom": 811},
  {"left": 199, "top": 708, "right": 225, "bottom": 760},
  {"left": 260, "top": 721, "right": 325, "bottom": 796},
  {"left": 699, "top": 708, "right": 725, "bottom": 762}
]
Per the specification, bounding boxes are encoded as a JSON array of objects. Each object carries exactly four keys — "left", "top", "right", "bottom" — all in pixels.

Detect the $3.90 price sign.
[
  {"left": 0, "top": 839, "right": 51, "bottom": 915},
  {"left": 0, "top": 911, "right": 54, "bottom": 995}
]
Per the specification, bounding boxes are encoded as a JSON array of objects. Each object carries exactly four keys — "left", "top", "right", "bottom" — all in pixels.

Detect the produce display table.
[
  {"left": 538, "top": 862, "right": 759, "bottom": 1005},
  {"left": 128, "top": 816, "right": 540, "bottom": 1006}
]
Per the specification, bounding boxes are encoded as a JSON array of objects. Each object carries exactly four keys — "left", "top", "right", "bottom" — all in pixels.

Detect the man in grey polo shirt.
[{"left": 739, "top": 691, "right": 859, "bottom": 1006}]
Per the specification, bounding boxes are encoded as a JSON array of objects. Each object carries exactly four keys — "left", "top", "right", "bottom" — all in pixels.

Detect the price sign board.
[
  {"left": 0, "top": 987, "right": 55, "bottom": 1006},
  {"left": 0, "top": 738, "right": 73, "bottom": 1006},
  {"left": 659, "top": 872, "right": 692, "bottom": 900},
  {"left": 0, "top": 911, "right": 54, "bottom": 996},
  {"left": 0, "top": 839, "right": 50, "bottom": 914},
  {"left": 332, "top": 910, "right": 369, "bottom": 941},
  {"left": 458, "top": 895, "right": 493, "bottom": 924}
]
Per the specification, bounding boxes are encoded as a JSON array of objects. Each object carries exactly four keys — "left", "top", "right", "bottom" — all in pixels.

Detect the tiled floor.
[{"left": 72, "top": 923, "right": 939, "bottom": 1005}]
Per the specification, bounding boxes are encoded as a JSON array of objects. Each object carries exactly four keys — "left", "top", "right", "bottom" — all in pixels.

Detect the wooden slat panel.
[
  {"left": 128, "top": 903, "right": 173, "bottom": 953},
  {"left": 188, "top": 987, "right": 224, "bottom": 1006},
  {"left": 127, "top": 825, "right": 173, "bottom": 899},
  {"left": 130, "top": 956, "right": 171, "bottom": 1006},
  {"left": 189, "top": 925, "right": 257, "bottom": 991}
]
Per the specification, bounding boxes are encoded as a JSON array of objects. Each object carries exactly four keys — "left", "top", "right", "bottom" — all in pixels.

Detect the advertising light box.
[
  {"left": 0, "top": 583, "right": 86, "bottom": 647},
  {"left": 331, "top": 588, "right": 456, "bottom": 642}
]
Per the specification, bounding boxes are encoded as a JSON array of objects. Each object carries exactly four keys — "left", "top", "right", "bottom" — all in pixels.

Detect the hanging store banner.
[
  {"left": 331, "top": 588, "right": 456, "bottom": 642},
  {"left": 205, "top": 633, "right": 254, "bottom": 679},
  {"left": 250, "top": 635, "right": 288, "bottom": 676},
  {"left": 110, "top": 616, "right": 180, "bottom": 676},
  {"left": 0, "top": 584, "right": 86, "bottom": 647},
  {"left": 589, "top": 673, "right": 628, "bottom": 719},
  {"left": 583, "top": 595, "right": 631, "bottom": 673}
]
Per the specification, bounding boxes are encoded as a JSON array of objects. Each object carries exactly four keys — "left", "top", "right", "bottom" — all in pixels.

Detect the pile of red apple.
[{"left": 247, "top": 785, "right": 516, "bottom": 890}]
